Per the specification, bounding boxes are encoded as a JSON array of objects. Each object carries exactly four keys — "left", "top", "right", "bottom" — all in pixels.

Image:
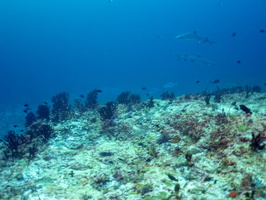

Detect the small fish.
[
  {"left": 264, "top": 83, "right": 266, "bottom": 86},
  {"left": 14, "top": 125, "right": 17, "bottom": 128},
  {"left": 96, "top": 89, "right": 102, "bottom": 93},
  {"left": 260, "top": 29, "right": 265, "bottom": 33},
  {"left": 69, "top": 171, "right": 74, "bottom": 177},
  {"left": 167, "top": 174, "right": 178, "bottom": 182},
  {"left": 196, "top": 80, "right": 200, "bottom": 83},
  {"left": 43, "top": 102, "right": 48, "bottom": 105},
  {"left": 212, "top": 80, "right": 220, "bottom": 83},
  {"left": 24, "top": 104, "right": 29, "bottom": 107},
  {"left": 237, "top": 60, "right": 241, "bottom": 64},
  {"left": 142, "top": 87, "right": 147, "bottom": 90},
  {"left": 20, "top": 130, "right": 24, "bottom": 132},
  {"left": 232, "top": 32, "right": 236, "bottom": 37},
  {"left": 23, "top": 107, "right": 30, "bottom": 113},
  {"left": 146, "top": 93, "right": 150, "bottom": 97},
  {"left": 240, "top": 105, "right": 252, "bottom": 114},
  {"left": 80, "top": 95, "right": 85, "bottom": 98}
]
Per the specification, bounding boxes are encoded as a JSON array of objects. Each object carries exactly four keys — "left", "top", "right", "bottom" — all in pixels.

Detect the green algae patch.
[{"left": 237, "top": 125, "right": 250, "bottom": 132}]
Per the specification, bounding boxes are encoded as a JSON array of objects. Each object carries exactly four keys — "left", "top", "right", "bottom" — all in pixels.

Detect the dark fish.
[
  {"left": 96, "top": 89, "right": 102, "bottom": 93},
  {"left": 43, "top": 102, "right": 48, "bottom": 105},
  {"left": 142, "top": 87, "right": 147, "bottom": 90},
  {"left": 20, "top": 130, "right": 24, "bottom": 132},
  {"left": 146, "top": 93, "right": 150, "bottom": 97},
  {"left": 23, "top": 110, "right": 28, "bottom": 113},
  {"left": 240, "top": 104, "right": 252, "bottom": 114},
  {"left": 212, "top": 80, "right": 220, "bottom": 83},
  {"left": 167, "top": 174, "right": 178, "bottom": 182},
  {"left": 232, "top": 32, "right": 236, "bottom": 37},
  {"left": 24, "top": 104, "right": 29, "bottom": 107},
  {"left": 146, "top": 157, "right": 153, "bottom": 162},
  {"left": 69, "top": 171, "right": 74, "bottom": 177},
  {"left": 260, "top": 29, "right": 265, "bottom": 33},
  {"left": 237, "top": 60, "right": 241, "bottom": 64},
  {"left": 264, "top": 83, "right": 266, "bottom": 86},
  {"left": 99, "top": 152, "right": 113, "bottom": 157},
  {"left": 196, "top": 80, "right": 200, "bottom": 83},
  {"left": 80, "top": 95, "right": 85, "bottom": 98},
  {"left": 14, "top": 125, "right": 17, "bottom": 128}
]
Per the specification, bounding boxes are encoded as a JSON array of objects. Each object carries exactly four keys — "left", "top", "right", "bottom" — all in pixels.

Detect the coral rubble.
[{"left": 0, "top": 91, "right": 266, "bottom": 199}]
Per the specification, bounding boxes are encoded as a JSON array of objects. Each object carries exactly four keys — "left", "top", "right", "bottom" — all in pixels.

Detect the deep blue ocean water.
[{"left": 0, "top": 0, "right": 266, "bottom": 136}]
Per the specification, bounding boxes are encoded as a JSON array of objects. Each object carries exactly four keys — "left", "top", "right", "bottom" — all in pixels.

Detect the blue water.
[{"left": 0, "top": 0, "right": 266, "bottom": 135}]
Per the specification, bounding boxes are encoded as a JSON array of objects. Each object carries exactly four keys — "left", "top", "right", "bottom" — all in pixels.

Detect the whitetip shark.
[{"left": 175, "top": 31, "right": 216, "bottom": 46}]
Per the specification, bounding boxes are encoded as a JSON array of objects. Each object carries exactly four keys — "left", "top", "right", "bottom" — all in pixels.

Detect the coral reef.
[
  {"left": 1, "top": 90, "right": 266, "bottom": 199},
  {"left": 85, "top": 89, "right": 101, "bottom": 109},
  {"left": 51, "top": 92, "right": 71, "bottom": 123},
  {"left": 161, "top": 91, "right": 175, "bottom": 100},
  {"left": 116, "top": 91, "right": 141, "bottom": 105},
  {"left": 37, "top": 104, "right": 50, "bottom": 121}
]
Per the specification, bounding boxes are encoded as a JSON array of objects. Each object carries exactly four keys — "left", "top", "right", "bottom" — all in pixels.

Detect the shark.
[
  {"left": 176, "top": 54, "right": 216, "bottom": 66},
  {"left": 163, "top": 82, "right": 177, "bottom": 89},
  {"left": 175, "top": 31, "right": 216, "bottom": 46}
]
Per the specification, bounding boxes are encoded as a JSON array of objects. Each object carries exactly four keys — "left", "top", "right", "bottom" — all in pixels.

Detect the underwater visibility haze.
[
  {"left": 0, "top": 0, "right": 266, "bottom": 104},
  {"left": 0, "top": 1, "right": 266, "bottom": 199}
]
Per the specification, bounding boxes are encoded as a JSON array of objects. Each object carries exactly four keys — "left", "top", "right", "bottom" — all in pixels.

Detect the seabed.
[{"left": 0, "top": 92, "right": 266, "bottom": 200}]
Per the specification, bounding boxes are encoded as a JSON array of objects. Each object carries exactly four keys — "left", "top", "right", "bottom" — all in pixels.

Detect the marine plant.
[
  {"left": 244, "top": 85, "right": 261, "bottom": 98},
  {"left": 145, "top": 96, "right": 155, "bottom": 108},
  {"left": 99, "top": 101, "right": 117, "bottom": 123},
  {"left": 36, "top": 124, "right": 54, "bottom": 143},
  {"left": 37, "top": 104, "right": 50, "bottom": 121},
  {"left": 28, "top": 144, "right": 38, "bottom": 161},
  {"left": 250, "top": 133, "right": 265, "bottom": 151},
  {"left": 116, "top": 91, "right": 141, "bottom": 105},
  {"left": 25, "top": 112, "right": 37, "bottom": 127},
  {"left": 213, "top": 87, "right": 223, "bottom": 103},
  {"left": 74, "top": 99, "right": 86, "bottom": 113},
  {"left": 51, "top": 92, "right": 71, "bottom": 123},
  {"left": 161, "top": 91, "right": 175, "bottom": 100},
  {"left": 172, "top": 115, "right": 207, "bottom": 143},
  {"left": 202, "top": 92, "right": 211, "bottom": 105},
  {"left": 3, "top": 130, "right": 26, "bottom": 158},
  {"left": 85, "top": 89, "right": 100, "bottom": 109}
]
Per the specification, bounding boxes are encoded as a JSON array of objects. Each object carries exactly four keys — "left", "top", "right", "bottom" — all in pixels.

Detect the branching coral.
[
  {"left": 51, "top": 92, "right": 71, "bottom": 123},
  {"left": 116, "top": 91, "right": 141, "bottom": 105},
  {"left": 3, "top": 130, "right": 26, "bottom": 158},
  {"left": 250, "top": 133, "right": 265, "bottom": 151},
  {"left": 37, "top": 104, "right": 50, "bottom": 121},
  {"left": 99, "top": 102, "right": 117, "bottom": 122},
  {"left": 161, "top": 91, "right": 175, "bottom": 100},
  {"left": 85, "top": 89, "right": 101, "bottom": 109}
]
